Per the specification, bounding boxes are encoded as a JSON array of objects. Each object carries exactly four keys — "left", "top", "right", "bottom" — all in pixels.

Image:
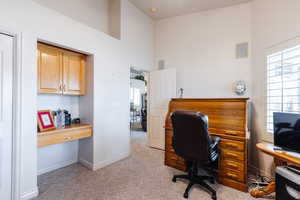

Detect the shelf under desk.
[{"left": 37, "top": 123, "right": 93, "bottom": 147}]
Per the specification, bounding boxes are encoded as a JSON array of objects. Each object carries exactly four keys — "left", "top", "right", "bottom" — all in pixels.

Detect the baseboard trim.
[
  {"left": 37, "top": 158, "right": 78, "bottom": 175},
  {"left": 21, "top": 187, "right": 39, "bottom": 200},
  {"left": 79, "top": 151, "right": 130, "bottom": 171},
  {"left": 93, "top": 151, "right": 130, "bottom": 171},
  {"left": 78, "top": 158, "right": 93, "bottom": 170}
]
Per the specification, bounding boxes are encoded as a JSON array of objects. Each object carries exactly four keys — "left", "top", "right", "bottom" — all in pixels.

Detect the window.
[
  {"left": 130, "top": 87, "right": 141, "bottom": 107},
  {"left": 267, "top": 44, "right": 300, "bottom": 133}
]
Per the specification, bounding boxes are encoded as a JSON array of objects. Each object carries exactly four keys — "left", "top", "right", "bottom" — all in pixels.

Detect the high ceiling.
[{"left": 128, "top": 0, "right": 251, "bottom": 20}]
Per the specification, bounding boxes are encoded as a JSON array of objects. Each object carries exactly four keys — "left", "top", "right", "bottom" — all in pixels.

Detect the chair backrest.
[{"left": 171, "top": 111, "right": 211, "bottom": 163}]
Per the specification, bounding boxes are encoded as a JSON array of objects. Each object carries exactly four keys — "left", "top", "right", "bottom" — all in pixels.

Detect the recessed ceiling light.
[{"left": 150, "top": 8, "right": 157, "bottom": 13}]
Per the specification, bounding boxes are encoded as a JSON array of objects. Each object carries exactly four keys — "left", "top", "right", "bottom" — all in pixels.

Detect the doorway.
[
  {"left": 0, "top": 33, "right": 14, "bottom": 199},
  {"left": 130, "top": 68, "right": 148, "bottom": 138}
]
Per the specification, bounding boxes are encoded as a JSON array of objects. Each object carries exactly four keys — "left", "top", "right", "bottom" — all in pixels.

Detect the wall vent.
[
  {"left": 236, "top": 42, "right": 249, "bottom": 59},
  {"left": 158, "top": 60, "right": 165, "bottom": 70}
]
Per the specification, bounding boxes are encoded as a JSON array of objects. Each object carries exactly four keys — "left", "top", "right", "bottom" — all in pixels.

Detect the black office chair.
[{"left": 171, "top": 111, "right": 220, "bottom": 200}]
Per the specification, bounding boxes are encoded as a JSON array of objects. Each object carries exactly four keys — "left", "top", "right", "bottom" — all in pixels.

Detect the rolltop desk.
[{"left": 164, "top": 98, "right": 250, "bottom": 192}]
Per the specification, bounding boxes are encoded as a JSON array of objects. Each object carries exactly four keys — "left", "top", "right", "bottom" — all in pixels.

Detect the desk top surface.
[
  {"left": 257, "top": 143, "right": 300, "bottom": 167},
  {"left": 38, "top": 123, "right": 92, "bottom": 136}
]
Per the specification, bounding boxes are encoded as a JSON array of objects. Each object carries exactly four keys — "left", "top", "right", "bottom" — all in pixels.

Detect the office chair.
[{"left": 171, "top": 111, "right": 220, "bottom": 200}]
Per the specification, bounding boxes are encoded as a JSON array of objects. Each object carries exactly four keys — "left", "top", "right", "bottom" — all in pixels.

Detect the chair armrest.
[{"left": 210, "top": 136, "right": 221, "bottom": 150}]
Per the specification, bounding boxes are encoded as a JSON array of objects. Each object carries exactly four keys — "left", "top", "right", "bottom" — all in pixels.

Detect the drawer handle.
[
  {"left": 225, "top": 143, "right": 239, "bottom": 149},
  {"left": 170, "top": 156, "right": 177, "bottom": 160},
  {"left": 225, "top": 131, "right": 238, "bottom": 136},
  {"left": 225, "top": 152, "right": 238, "bottom": 159},
  {"left": 64, "top": 136, "right": 72, "bottom": 140},
  {"left": 226, "top": 163, "right": 239, "bottom": 170},
  {"left": 226, "top": 172, "right": 238, "bottom": 179}
]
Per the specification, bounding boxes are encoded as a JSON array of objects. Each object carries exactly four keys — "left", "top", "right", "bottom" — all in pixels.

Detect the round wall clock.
[{"left": 235, "top": 80, "right": 247, "bottom": 96}]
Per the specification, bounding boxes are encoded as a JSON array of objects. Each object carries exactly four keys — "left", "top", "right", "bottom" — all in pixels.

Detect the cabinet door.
[
  {"left": 62, "top": 52, "right": 86, "bottom": 95},
  {"left": 37, "top": 44, "right": 62, "bottom": 94}
]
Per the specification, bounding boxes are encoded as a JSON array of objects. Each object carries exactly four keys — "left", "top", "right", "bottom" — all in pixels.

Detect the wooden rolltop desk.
[{"left": 164, "top": 98, "right": 250, "bottom": 192}]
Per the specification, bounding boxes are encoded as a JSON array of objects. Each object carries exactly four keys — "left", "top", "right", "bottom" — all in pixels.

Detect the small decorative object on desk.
[
  {"left": 56, "top": 109, "right": 65, "bottom": 129},
  {"left": 51, "top": 111, "right": 57, "bottom": 127},
  {"left": 178, "top": 88, "right": 184, "bottom": 98},
  {"left": 37, "top": 110, "right": 55, "bottom": 132},
  {"left": 234, "top": 80, "right": 247, "bottom": 96},
  {"left": 72, "top": 118, "right": 81, "bottom": 124},
  {"left": 64, "top": 110, "right": 72, "bottom": 126}
]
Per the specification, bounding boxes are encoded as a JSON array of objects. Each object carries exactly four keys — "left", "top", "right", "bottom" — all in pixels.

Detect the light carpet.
[{"left": 35, "top": 131, "right": 270, "bottom": 200}]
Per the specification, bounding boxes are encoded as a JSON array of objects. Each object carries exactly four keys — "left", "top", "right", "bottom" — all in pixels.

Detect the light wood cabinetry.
[
  {"left": 37, "top": 42, "right": 86, "bottom": 95},
  {"left": 63, "top": 51, "right": 86, "bottom": 95},
  {"left": 164, "top": 98, "right": 249, "bottom": 192},
  {"left": 38, "top": 44, "right": 62, "bottom": 94}
]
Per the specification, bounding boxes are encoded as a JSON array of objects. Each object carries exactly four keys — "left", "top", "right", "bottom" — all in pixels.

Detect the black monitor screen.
[{"left": 273, "top": 112, "right": 300, "bottom": 153}]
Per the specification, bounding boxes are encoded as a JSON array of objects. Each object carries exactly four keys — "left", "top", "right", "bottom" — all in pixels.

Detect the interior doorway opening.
[{"left": 130, "top": 67, "right": 148, "bottom": 136}]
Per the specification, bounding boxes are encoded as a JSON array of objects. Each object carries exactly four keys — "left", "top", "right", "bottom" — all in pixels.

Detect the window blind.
[{"left": 267, "top": 44, "right": 300, "bottom": 132}]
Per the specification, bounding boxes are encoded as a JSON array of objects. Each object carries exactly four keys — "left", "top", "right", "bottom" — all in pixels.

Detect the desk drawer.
[
  {"left": 220, "top": 159, "right": 244, "bottom": 172},
  {"left": 165, "top": 130, "right": 175, "bottom": 153},
  {"left": 165, "top": 152, "right": 186, "bottom": 171},
  {"left": 165, "top": 152, "right": 185, "bottom": 162},
  {"left": 38, "top": 127, "right": 92, "bottom": 147},
  {"left": 221, "top": 149, "right": 245, "bottom": 162},
  {"left": 221, "top": 168, "right": 245, "bottom": 183},
  {"left": 166, "top": 140, "right": 175, "bottom": 153},
  {"left": 220, "top": 139, "right": 245, "bottom": 152}
]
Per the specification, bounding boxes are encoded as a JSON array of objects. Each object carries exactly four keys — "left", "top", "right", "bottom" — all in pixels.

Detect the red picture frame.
[{"left": 37, "top": 110, "right": 55, "bottom": 132}]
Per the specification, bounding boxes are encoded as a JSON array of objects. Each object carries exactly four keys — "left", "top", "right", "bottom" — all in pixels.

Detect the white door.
[
  {"left": 148, "top": 68, "right": 176, "bottom": 150},
  {"left": 0, "top": 33, "right": 14, "bottom": 200}
]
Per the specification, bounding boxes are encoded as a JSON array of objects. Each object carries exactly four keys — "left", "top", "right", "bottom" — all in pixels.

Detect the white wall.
[
  {"left": 251, "top": 0, "right": 300, "bottom": 177},
  {"left": 122, "top": 0, "right": 155, "bottom": 71},
  {"left": 37, "top": 95, "right": 80, "bottom": 175},
  {"left": 155, "top": 3, "right": 252, "bottom": 98},
  {"left": 37, "top": 95, "right": 80, "bottom": 118},
  {"left": 109, "top": 0, "right": 121, "bottom": 39},
  {"left": 0, "top": 0, "right": 154, "bottom": 199},
  {"left": 33, "top": 0, "right": 109, "bottom": 34}
]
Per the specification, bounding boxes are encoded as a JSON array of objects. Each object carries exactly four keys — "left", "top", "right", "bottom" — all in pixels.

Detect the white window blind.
[{"left": 267, "top": 44, "right": 300, "bottom": 133}]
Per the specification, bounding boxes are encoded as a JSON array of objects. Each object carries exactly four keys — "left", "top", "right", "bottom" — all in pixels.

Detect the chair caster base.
[
  {"left": 209, "top": 179, "right": 215, "bottom": 184},
  {"left": 183, "top": 193, "right": 189, "bottom": 199},
  {"left": 212, "top": 194, "right": 217, "bottom": 200}
]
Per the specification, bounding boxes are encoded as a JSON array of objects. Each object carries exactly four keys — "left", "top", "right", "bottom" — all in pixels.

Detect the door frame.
[{"left": 0, "top": 27, "right": 22, "bottom": 200}]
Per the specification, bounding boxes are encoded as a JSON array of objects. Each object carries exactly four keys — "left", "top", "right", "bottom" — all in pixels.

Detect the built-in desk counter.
[{"left": 38, "top": 123, "right": 92, "bottom": 147}]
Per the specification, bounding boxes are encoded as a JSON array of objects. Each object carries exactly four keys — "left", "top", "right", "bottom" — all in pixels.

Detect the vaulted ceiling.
[{"left": 128, "top": 0, "right": 251, "bottom": 20}]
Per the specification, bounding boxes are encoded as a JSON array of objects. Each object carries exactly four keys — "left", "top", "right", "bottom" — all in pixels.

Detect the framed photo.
[{"left": 37, "top": 110, "right": 55, "bottom": 132}]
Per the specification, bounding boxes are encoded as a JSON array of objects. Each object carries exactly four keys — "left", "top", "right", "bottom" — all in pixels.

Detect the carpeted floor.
[{"left": 35, "top": 131, "right": 270, "bottom": 200}]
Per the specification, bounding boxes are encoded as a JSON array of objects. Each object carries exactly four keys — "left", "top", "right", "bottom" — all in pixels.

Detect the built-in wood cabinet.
[{"left": 37, "top": 43, "right": 86, "bottom": 95}]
